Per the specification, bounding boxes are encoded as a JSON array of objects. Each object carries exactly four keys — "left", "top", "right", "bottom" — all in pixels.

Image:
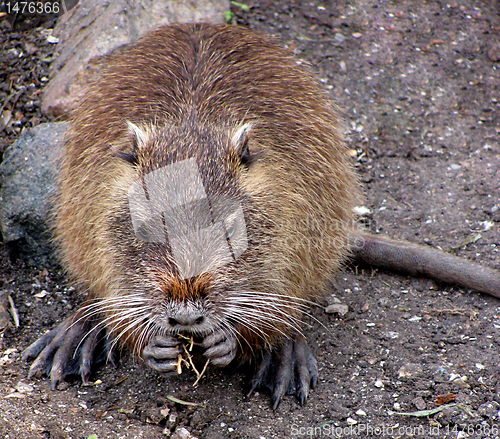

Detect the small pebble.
[
  {"left": 488, "top": 43, "right": 500, "bottom": 62},
  {"left": 481, "top": 221, "right": 493, "bottom": 231},
  {"left": 46, "top": 35, "right": 59, "bottom": 44},
  {"left": 15, "top": 381, "right": 34, "bottom": 394},
  {"left": 353, "top": 206, "right": 371, "bottom": 215},
  {"left": 325, "top": 303, "right": 349, "bottom": 316},
  {"left": 334, "top": 33, "right": 345, "bottom": 43},
  {"left": 382, "top": 331, "right": 399, "bottom": 340},
  {"left": 412, "top": 396, "right": 426, "bottom": 411},
  {"left": 398, "top": 363, "right": 422, "bottom": 379},
  {"left": 171, "top": 427, "right": 198, "bottom": 439}
]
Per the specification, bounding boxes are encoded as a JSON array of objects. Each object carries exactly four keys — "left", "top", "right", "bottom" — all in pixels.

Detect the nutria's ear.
[
  {"left": 114, "top": 121, "right": 148, "bottom": 165},
  {"left": 231, "top": 123, "right": 258, "bottom": 166},
  {"left": 127, "top": 121, "right": 149, "bottom": 150}
]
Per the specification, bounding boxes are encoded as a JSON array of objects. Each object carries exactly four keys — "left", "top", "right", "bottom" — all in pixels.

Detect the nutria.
[{"left": 23, "top": 23, "right": 500, "bottom": 410}]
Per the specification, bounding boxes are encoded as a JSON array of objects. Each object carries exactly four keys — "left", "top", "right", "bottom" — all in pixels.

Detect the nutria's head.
[{"left": 83, "top": 114, "right": 307, "bottom": 358}]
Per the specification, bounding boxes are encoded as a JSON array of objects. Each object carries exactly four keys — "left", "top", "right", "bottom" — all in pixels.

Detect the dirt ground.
[{"left": 1, "top": 0, "right": 500, "bottom": 438}]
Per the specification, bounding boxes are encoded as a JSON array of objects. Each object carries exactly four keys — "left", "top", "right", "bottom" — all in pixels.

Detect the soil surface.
[{"left": 1, "top": 1, "right": 500, "bottom": 438}]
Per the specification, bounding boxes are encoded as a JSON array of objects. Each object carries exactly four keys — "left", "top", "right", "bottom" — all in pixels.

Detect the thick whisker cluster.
[
  {"left": 218, "top": 290, "right": 313, "bottom": 344},
  {"left": 211, "top": 315, "right": 249, "bottom": 353},
  {"left": 68, "top": 287, "right": 316, "bottom": 364},
  {"left": 71, "top": 294, "right": 158, "bottom": 357},
  {"left": 231, "top": 291, "right": 330, "bottom": 333}
]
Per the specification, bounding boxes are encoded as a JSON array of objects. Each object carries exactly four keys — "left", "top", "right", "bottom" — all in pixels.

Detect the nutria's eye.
[
  {"left": 240, "top": 143, "right": 251, "bottom": 166},
  {"left": 115, "top": 150, "right": 139, "bottom": 165}
]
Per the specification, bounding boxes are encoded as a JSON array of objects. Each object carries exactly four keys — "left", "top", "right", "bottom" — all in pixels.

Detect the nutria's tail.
[{"left": 352, "top": 232, "right": 500, "bottom": 299}]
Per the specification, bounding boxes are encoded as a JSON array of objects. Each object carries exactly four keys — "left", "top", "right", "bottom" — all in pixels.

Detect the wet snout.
[
  {"left": 163, "top": 297, "right": 213, "bottom": 334},
  {"left": 168, "top": 305, "right": 205, "bottom": 328},
  {"left": 156, "top": 268, "right": 214, "bottom": 333}
]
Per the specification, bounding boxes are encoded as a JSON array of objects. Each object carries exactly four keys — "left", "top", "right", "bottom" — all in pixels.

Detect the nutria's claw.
[
  {"left": 23, "top": 310, "right": 110, "bottom": 388},
  {"left": 202, "top": 330, "right": 237, "bottom": 366},
  {"left": 248, "top": 335, "right": 318, "bottom": 410},
  {"left": 142, "top": 335, "right": 182, "bottom": 372}
]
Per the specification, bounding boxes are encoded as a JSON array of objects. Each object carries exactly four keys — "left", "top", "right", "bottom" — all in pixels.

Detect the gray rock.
[{"left": 0, "top": 122, "right": 68, "bottom": 266}]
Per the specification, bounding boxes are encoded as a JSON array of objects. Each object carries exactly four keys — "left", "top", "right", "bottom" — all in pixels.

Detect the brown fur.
[{"left": 55, "top": 23, "right": 360, "bottom": 358}]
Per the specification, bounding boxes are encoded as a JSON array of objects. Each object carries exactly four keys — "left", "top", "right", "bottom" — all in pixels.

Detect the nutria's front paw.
[
  {"left": 202, "top": 329, "right": 237, "bottom": 366},
  {"left": 249, "top": 335, "right": 318, "bottom": 410},
  {"left": 142, "top": 335, "right": 182, "bottom": 372},
  {"left": 143, "top": 330, "right": 237, "bottom": 372},
  {"left": 22, "top": 309, "right": 110, "bottom": 389}
]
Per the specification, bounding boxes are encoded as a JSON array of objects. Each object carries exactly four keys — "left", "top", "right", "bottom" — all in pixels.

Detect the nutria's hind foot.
[
  {"left": 248, "top": 336, "right": 318, "bottom": 410},
  {"left": 22, "top": 309, "right": 111, "bottom": 389}
]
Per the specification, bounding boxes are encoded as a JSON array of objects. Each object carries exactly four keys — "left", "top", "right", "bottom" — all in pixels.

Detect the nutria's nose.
[{"left": 168, "top": 311, "right": 205, "bottom": 327}]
